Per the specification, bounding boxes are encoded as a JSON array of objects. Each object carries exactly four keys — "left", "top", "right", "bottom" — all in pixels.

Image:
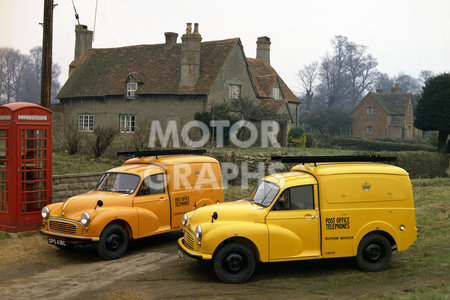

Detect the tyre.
[
  {"left": 213, "top": 242, "right": 256, "bottom": 284},
  {"left": 356, "top": 233, "right": 392, "bottom": 272},
  {"left": 97, "top": 223, "right": 129, "bottom": 260}
]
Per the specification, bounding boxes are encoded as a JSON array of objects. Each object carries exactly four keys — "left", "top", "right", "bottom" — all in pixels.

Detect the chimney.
[
  {"left": 74, "top": 24, "right": 93, "bottom": 61},
  {"left": 164, "top": 32, "right": 178, "bottom": 48},
  {"left": 180, "top": 22, "right": 202, "bottom": 87},
  {"left": 69, "top": 24, "right": 93, "bottom": 76},
  {"left": 391, "top": 83, "right": 401, "bottom": 93},
  {"left": 256, "top": 36, "right": 271, "bottom": 66},
  {"left": 376, "top": 84, "right": 383, "bottom": 93}
]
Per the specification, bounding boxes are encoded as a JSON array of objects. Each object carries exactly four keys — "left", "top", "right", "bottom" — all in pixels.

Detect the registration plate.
[
  {"left": 48, "top": 237, "right": 67, "bottom": 247},
  {"left": 177, "top": 249, "right": 185, "bottom": 262}
]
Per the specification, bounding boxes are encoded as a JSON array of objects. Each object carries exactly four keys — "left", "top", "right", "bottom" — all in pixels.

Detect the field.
[{"left": 0, "top": 178, "right": 448, "bottom": 299}]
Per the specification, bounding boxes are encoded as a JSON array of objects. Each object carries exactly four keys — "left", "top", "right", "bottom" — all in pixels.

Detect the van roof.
[
  {"left": 123, "top": 154, "right": 219, "bottom": 166},
  {"left": 291, "top": 163, "right": 408, "bottom": 176},
  {"left": 264, "top": 172, "right": 317, "bottom": 188}
]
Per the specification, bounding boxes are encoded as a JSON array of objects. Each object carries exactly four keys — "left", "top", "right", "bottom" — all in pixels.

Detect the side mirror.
[
  {"left": 95, "top": 200, "right": 104, "bottom": 210},
  {"left": 211, "top": 211, "right": 218, "bottom": 223}
]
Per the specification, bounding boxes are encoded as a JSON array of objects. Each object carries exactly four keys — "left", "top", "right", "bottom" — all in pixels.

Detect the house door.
[{"left": 266, "top": 185, "right": 321, "bottom": 260}]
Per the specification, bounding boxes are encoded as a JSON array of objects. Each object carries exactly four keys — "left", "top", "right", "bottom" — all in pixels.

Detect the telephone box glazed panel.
[{"left": 0, "top": 102, "right": 52, "bottom": 232}]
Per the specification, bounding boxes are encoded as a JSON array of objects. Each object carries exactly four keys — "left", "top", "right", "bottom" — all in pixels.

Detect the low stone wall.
[{"left": 52, "top": 172, "right": 103, "bottom": 203}]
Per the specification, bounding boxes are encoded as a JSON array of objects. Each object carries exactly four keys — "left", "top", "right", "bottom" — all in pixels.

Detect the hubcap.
[
  {"left": 365, "top": 243, "right": 382, "bottom": 261},
  {"left": 106, "top": 233, "right": 121, "bottom": 251},
  {"left": 225, "top": 253, "right": 245, "bottom": 273}
]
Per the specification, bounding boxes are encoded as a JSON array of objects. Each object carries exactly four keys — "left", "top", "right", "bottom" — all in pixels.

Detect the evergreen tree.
[{"left": 414, "top": 73, "right": 450, "bottom": 152}]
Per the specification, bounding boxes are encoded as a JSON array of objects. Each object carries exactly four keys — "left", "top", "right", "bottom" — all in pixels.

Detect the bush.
[
  {"left": 131, "top": 126, "right": 150, "bottom": 151},
  {"left": 288, "top": 127, "right": 306, "bottom": 147},
  {"left": 329, "top": 137, "right": 435, "bottom": 152},
  {"left": 63, "top": 124, "right": 84, "bottom": 154},
  {"left": 88, "top": 126, "right": 118, "bottom": 158}
]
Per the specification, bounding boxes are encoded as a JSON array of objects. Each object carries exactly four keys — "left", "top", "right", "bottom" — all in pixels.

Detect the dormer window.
[
  {"left": 125, "top": 73, "right": 138, "bottom": 100},
  {"left": 272, "top": 87, "right": 281, "bottom": 99},
  {"left": 127, "top": 82, "right": 137, "bottom": 99}
]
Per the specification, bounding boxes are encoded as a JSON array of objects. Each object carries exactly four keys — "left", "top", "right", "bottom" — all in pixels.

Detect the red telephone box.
[{"left": 0, "top": 102, "right": 52, "bottom": 232}]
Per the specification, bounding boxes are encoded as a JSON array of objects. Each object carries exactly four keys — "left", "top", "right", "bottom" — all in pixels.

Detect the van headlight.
[
  {"left": 195, "top": 225, "right": 202, "bottom": 245},
  {"left": 182, "top": 213, "right": 188, "bottom": 226},
  {"left": 41, "top": 207, "right": 49, "bottom": 219},
  {"left": 80, "top": 212, "right": 90, "bottom": 226}
]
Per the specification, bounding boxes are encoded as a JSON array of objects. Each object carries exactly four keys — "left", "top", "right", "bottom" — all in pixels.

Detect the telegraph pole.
[{"left": 40, "top": 0, "right": 54, "bottom": 108}]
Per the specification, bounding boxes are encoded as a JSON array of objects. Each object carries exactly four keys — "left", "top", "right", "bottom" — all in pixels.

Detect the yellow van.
[
  {"left": 41, "top": 150, "right": 224, "bottom": 259},
  {"left": 178, "top": 156, "right": 417, "bottom": 283}
]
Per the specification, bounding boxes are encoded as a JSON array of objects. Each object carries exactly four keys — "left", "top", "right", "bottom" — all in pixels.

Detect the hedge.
[
  {"left": 389, "top": 152, "right": 449, "bottom": 179},
  {"left": 329, "top": 137, "right": 435, "bottom": 152}
]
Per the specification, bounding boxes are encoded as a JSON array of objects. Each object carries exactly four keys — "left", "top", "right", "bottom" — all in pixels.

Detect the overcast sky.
[{"left": 1, "top": 0, "right": 449, "bottom": 95}]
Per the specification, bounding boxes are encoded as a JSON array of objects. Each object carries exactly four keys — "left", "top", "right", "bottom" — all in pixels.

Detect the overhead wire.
[
  {"left": 93, "top": 0, "right": 98, "bottom": 41},
  {"left": 71, "top": 0, "right": 80, "bottom": 25}
]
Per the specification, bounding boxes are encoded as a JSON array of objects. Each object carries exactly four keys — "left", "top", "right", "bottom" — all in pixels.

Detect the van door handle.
[
  {"left": 304, "top": 215, "right": 317, "bottom": 219},
  {"left": 160, "top": 197, "right": 168, "bottom": 201}
]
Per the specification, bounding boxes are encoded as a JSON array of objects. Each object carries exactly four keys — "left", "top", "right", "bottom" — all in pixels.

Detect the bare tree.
[
  {"left": 395, "top": 73, "right": 422, "bottom": 94},
  {"left": 419, "top": 70, "right": 435, "bottom": 86},
  {"left": 0, "top": 46, "right": 61, "bottom": 104},
  {"left": 297, "top": 62, "right": 318, "bottom": 111},
  {"left": 310, "top": 36, "right": 378, "bottom": 112},
  {"left": 0, "top": 48, "right": 28, "bottom": 103},
  {"left": 375, "top": 72, "right": 394, "bottom": 93},
  {"left": 344, "top": 42, "right": 378, "bottom": 107}
]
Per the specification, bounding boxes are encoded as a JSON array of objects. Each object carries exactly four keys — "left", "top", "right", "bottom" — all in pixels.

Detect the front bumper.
[
  {"left": 177, "top": 237, "right": 212, "bottom": 260},
  {"left": 40, "top": 228, "right": 99, "bottom": 243}
]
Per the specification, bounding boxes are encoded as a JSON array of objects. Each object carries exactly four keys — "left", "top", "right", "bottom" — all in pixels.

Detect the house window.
[
  {"left": 407, "top": 125, "right": 412, "bottom": 138},
  {"left": 127, "top": 82, "right": 138, "bottom": 99},
  {"left": 78, "top": 114, "right": 94, "bottom": 132},
  {"left": 366, "top": 126, "right": 373, "bottom": 136},
  {"left": 272, "top": 87, "right": 281, "bottom": 99},
  {"left": 366, "top": 106, "right": 373, "bottom": 115},
  {"left": 408, "top": 106, "right": 412, "bottom": 116},
  {"left": 229, "top": 84, "right": 241, "bottom": 100},
  {"left": 119, "top": 114, "right": 136, "bottom": 133}
]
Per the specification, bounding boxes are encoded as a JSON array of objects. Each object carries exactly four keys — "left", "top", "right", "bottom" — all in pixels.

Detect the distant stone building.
[
  {"left": 56, "top": 23, "right": 299, "bottom": 145},
  {"left": 351, "top": 84, "right": 424, "bottom": 139}
]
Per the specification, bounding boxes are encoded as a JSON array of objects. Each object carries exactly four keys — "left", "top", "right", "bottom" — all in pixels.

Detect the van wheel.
[
  {"left": 356, "top": 233, "right": 392, "bottom": 272},
  {"left": 213, "top": 242, "right": 255, "bottom": 283},
  {"left": 97, "top": 224, "right": 129, "bottom": 260}
]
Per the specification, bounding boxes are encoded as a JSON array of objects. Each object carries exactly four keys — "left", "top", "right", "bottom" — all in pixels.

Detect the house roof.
[
  {"left": 247, "top": 58, "right": 299, "bottom": 103},
  {"left": 57, "top": 38, "right": 299, "bottom": 105},
  {"left": 57, "top": 38, "right": 240, "bottom": 99},
  {"left": 366, "top": 92, "right": 419, "bottom": 115}
]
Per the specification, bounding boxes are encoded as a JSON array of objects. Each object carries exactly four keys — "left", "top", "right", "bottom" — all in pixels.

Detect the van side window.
[
  {"left": 273, "top": 185, "right": 314, "bottom": 210},
  {"left": 137, "top": 174, "right": 165, "bottom": 196},
  {"left": 290, "top": 185, "right": 314, "bottom": 210}
]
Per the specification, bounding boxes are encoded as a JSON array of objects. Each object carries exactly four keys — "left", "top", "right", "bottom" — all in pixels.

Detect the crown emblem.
[{"left": 362, "top": 181, "right": 371, "bottom": 192}]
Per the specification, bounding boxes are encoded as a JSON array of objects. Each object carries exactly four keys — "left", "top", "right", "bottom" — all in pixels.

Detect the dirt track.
[{"left": 0, "top": 231, "right": 446, "bottom": 299}]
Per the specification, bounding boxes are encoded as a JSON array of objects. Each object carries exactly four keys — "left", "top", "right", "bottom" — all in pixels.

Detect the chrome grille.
[
  {"left": 184, "top": 230, "right": 195, "bottom": 250},
  {"left": 49, "top": 220, "right": 77, "bottom": 234}
]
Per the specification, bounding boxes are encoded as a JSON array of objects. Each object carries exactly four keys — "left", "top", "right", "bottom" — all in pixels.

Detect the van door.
[
  {"left": 134, "top": 172, "right": 171, "bottom": 237},
  {"left": 266, "top": 184, "right": 321, "bottom": 260}
]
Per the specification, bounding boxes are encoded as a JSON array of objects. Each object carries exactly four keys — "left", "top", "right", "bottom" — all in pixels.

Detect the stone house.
[
  {"left": 351, "top": 84, "right": 423, "bottom": 139},
  {"left": 56, "top": 23, "right": 299, "bottom": 145}
]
